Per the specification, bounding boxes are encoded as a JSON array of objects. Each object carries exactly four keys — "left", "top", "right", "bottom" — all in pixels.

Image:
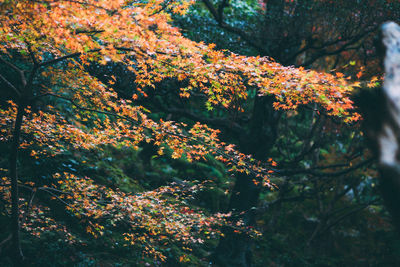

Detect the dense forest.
[{"left": 1, "top": 0, "right": 400, "bottom": 266}]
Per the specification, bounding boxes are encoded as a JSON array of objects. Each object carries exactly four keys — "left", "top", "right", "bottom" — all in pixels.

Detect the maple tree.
[{"left": 0, "top": 0, "right": 362, "bottom": 265}]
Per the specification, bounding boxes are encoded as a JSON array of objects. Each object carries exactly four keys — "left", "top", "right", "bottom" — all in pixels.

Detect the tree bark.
[
  {"left": 365, "top": 22, "right": 400, "bottom": 231},
  {"left": 9, "top": 103, "right": 25, "bottom": 264},
  {"left": 211, "top": 95, "right": 280, "bottom": 267}
]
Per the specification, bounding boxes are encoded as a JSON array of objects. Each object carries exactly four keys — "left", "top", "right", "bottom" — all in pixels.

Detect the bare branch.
[
  {"left": 0, "top": 57, "right": 27, "bottom": 87},
  {"left": 0, "top": 73, "right": 21, "bottom": 97},
  {"left": 278, "top": 158, "right": 374, "bottom": 178},
  {"left": 201, "top": 0, "right": 270, "bottom": 55},
  {"left": 289, "top": 26, "right": 378, "bottom": 65}
]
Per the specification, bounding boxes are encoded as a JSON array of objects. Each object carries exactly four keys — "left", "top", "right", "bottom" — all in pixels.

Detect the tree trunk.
[
  {"left": 211, "top": 95, "right": 280, "bottom": 266},
  {"left": 365, "top": 22, "right": 400, "bottom": 231},
  {"left": 9, "top": 103, "right": 25, "bottom": 264}
]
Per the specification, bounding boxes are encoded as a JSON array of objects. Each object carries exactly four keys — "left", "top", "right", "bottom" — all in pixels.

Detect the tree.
[
  {"left": 197, "top": 0, "right": 400, "bottom": 67},
  {"left": 173, "top": 1, "right": 383, "bottom": 265},
  {"left": 170, "top": 2, "right": 400, "bottom": 265},
  {"left": 0, "top": 0, "right": 359, "bottom": 265},
  {"left": 363, "top": 21, "right": 400, "bottom": 232}
]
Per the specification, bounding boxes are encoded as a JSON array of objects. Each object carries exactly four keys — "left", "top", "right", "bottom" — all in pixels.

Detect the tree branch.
[
  {"left": 0, "top": 57, "right": 26, "bottom": 87},
  {"left": 201, "top": 0, "right": 270, "bottom": 55},
  {"left": 39, "top": 49, "right": 101, "bottom": 67},
  {"left": 277, "top": 158, "right": 374, "bottom": 178},
  {"left": 158, "top": 102, "right": 245, "bottom": 136},
  {"left": 288, "top": 26, "right": 378, "bottom": 65},
  {"left": 0, "top": 74, "right": 21, "bottom": 97}
]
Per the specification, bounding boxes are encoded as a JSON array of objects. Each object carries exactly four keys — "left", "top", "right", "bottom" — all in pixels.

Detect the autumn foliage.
[{"left": 0, "top": 0, "right": 360, "bottom": 264}]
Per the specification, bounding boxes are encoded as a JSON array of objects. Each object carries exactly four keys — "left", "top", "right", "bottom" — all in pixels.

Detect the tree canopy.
[{"left": 0, "top": 0, "right": 398, "bottom": 266}]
